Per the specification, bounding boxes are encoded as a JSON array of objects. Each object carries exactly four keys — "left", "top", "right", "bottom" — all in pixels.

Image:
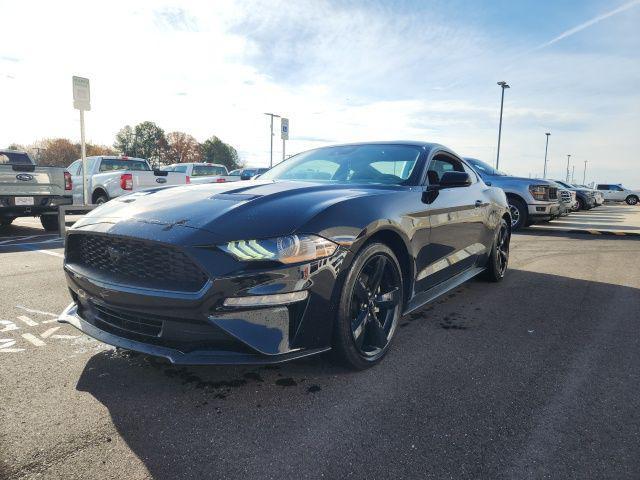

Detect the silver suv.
[{"left": 465, "top": 158, "right": 560, "bottom": 230}]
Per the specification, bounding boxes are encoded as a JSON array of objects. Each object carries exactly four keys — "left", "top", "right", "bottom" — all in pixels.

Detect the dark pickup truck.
[{"left": 0, "top": 150, "right": 73, "bottom": 231}]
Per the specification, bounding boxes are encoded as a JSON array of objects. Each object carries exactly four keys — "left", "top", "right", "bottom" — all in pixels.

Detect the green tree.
[
  {"left": 201, "top": 136, "right": 240, "bottom": 170},
  {"left": 114, "top": 122, "right": 167, "bottom": 165},
  {"left": 113, "top": 125, "right": 136, "bottom": 156}
]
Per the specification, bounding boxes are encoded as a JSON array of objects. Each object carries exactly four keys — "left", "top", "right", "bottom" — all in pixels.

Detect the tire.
[
  {"left": 94, "top": 193, "right": 109, "bottom": 205},
  {"left": 333, "top": 243, "right": 403, "bottom": 370},
  {"left": 576, "top": 197, "right": 585, "bottom": 211},
  {"left": 626, "top": 195, "right": 638, "bottom": 206},
  {"left": 507, "top": 197, "right": 528, "bottom": 231},
  {"left": 1, "top": 217, "right": 15, "bottom": 226},
  {"left": 483, "top": 218, "right": 510, "bottom": 282},
  {"left": 40, "top": 214, "right": 59, "bottom": 231}
]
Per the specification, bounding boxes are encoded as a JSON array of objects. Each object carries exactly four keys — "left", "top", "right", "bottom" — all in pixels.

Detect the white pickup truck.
[
  {"left": 0, "top": 149, "right": 73, "bottom": 230},
  {"left": 67, "top": 156, "right": 188, "bottom": 205},
  {"left": 160, "top": 162, "right": 240, "bottom": 184}
]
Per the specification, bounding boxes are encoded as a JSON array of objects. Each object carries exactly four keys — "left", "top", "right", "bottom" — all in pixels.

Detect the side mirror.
[{"left": 439, "top": 171, "right": 472, "bottom": 188}]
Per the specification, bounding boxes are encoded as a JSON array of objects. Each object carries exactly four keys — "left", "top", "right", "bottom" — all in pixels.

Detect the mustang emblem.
[
  {"left": 107, "top": 246, "right": 126, "bottom": 263},
  {"left": 16, "top": 173, "right": 34, "bottom": 181}
]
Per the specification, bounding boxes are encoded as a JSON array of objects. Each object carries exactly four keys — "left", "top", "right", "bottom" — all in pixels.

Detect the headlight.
[
  {"left": 529, "top": 185, "right": 549, "bottom": 201},
  {"left": 222, "top": 234, "right": 338, "bottom": 264}
]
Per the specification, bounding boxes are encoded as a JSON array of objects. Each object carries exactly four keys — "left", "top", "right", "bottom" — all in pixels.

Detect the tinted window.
[
  {"left": 427, "top": 156, "right": 465, "bottom": 185},
  {"left": 0, "top": 151, "right": 34, "bottom": 165},
  {"left": 99, "top": 159, "right": 150, "bottom": 172},
  {"left": 173, "top": 165, "right": 188, "bottom": 173},
  {"left": 611, "top": 185, "right": 623, "bottom": 191},
  {"left": 466, "top": 158, "right": 505, "bottom": 176},
  {"left": 259, "top": 144, "right": 421, "bottom": 185},
  {"left": 596, "top": 184, "right": 608, "bottom": 190},
  {"left": 192, "top": 165, "right": 227, "bottom": 176}
]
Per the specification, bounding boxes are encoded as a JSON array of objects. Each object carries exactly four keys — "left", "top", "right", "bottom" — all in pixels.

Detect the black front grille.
[
  {"left": 92, "top": 302, "right": 163, "bottom": 337},
  {"left": 560, "top": 190, "right": 572, "bottom": 203},
  {"left": 66, "top": 233, "right": 208, "bottom": 292},
  {"left": 548, "top": 187, "right": 558, "bottom": 200}
]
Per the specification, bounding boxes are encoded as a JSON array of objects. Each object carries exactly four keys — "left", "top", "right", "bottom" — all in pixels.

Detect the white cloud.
[{"left": 0, "top": 0, "right": 638, "bottom": 187}]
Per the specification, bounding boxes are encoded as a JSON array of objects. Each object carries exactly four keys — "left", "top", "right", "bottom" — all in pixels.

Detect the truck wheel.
[
  {"left": 40, "top": 215, "right": 60, "bottom": 232},
  {"left": 626, "top": 195, "right": 638, "bottom": 205},
  {"left": 1, "top": 217, "right": 15, "bottom": 227},
  {"left": 507, "top": 197, "right": 528, "bottom": 231},
  {"left": 94, "top": 194, "right": 108, "bottom": 205},
  {"left": 576, "top": 197, "right": 585, "bottom": 210}
]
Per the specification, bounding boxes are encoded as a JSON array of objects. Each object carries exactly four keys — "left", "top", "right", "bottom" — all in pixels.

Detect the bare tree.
[{"left": 166, "top": 131, "right": 202, "bottom": 164}]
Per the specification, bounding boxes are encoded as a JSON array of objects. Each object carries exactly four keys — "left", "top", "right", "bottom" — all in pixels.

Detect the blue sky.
[{"left": 1, "top": 0, "right": 639, "bottom": 186}]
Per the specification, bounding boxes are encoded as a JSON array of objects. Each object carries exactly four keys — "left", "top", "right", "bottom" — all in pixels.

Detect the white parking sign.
[{"left": 72, "top": 76, "right": 91, "bottom": 111}]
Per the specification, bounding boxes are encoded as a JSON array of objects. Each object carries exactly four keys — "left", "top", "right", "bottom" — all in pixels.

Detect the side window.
[
  {"left": 461, "top": 161, "right": 478, "bottom": 183},
  {"left": 611, "top": 185, "right": 623, "bottom": 191},
  {"left": 174, "top": 165, "right": 188, "bottom": 173},
  {"left": 426, "top": 155, "right": 465, "bottom": 185}
]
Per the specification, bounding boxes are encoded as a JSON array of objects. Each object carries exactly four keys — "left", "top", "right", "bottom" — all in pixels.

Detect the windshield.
[
  {"left": 193, "top": 165, "right": 227, "bottom": 176},
  {"left": 259, "top": 144, "right": 421, "bottom": 185},
  {"left": 554, "top": 180, "right": 573, "bottom": 189},
  {"left": 99, "top": 159, "right": 150, "bottom": 172},
  {"left": 466, "top": 158, "right": 505, "bottom": 176}
]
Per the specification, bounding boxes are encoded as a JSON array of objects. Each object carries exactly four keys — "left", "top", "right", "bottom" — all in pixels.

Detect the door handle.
[{"left": 475, "top": 200, "right": 483, "bottom": 207}]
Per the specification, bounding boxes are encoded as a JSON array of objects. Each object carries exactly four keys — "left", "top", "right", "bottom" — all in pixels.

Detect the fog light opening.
[{"left": 223, "top": 291, "right": 309, "bottom": 307}]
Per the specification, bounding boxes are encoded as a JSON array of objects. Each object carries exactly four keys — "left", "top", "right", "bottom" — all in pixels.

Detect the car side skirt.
[{"left": 404, "top": 266, "right": 485, "bottom": 316}]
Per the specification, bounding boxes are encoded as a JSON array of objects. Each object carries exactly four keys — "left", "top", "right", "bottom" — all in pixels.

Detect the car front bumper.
[
  {"left": 61, "top": 229, "right": 349, "bottom": 364},
  {"left": 527, "top": 202, "right": 560, "bottom": 222}
]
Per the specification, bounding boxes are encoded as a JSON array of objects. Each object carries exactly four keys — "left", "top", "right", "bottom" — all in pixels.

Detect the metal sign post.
[
  {"left": 72, "top": 76, "right": 91, "bottom": 205},
  {"left": 281, "top": 118, "right": 289, "bottom": 161}
]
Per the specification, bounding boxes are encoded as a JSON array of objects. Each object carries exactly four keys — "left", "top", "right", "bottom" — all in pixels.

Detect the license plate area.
[{"left": 15, "top": 197, "right": 35, "bottom": 206}]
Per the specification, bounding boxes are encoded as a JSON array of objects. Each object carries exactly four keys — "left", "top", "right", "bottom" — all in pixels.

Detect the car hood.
[{"left": 72, "top": 180, "right": 401, "bottom": 242}]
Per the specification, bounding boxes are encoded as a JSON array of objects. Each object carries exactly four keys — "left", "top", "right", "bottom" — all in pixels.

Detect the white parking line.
[
  {"left": 0, "top": 235, "right": 41, "bottom": 245},
  {"left": 0, "top": 338, "right": 24, "bottom": 353},
  {"left": 16, "top": 315, "right": 38, "bottom": 327},
  {"left": 16, "top": 305, "right": 58, "bottom": 317},
  {"left": 40, "top": 327, "right": 61, "bottom": 338},
  {"left": 21, "top": 333, "right": 46, "bottom": 347}
]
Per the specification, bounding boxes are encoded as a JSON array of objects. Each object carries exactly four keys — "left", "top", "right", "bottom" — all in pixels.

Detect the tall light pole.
[
  {"left": 543, "top": 132, "right": 551, "bottom": 178},
  {"left": 496, "top": 81, "right": 510, "bottom": 170},
  {"left": 571, "top": 165, "right": 575, "bottom": 183},
  {"left": 264, "top": 112, "right": 281, "bottom": 168},
  {"left": 583, "top": 160, "right": 588, "bottom": 185},
  {"left": 565, "top": 154, "right": 571, "bottom": 182}
]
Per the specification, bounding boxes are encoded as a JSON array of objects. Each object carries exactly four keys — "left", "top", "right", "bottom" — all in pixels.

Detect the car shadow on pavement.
[{"left": 75, "top": 269, "right": 640, "bottom": 480}]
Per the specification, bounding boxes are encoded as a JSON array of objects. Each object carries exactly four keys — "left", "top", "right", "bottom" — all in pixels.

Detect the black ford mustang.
[{"left": 59, "top": 142, "right": 511, "bottom": 369}]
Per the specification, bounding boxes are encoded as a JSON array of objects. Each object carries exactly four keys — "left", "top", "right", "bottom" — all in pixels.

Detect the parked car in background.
[
  {"left": 66, "top": 156, "right": 188, "bottom": 205},
  {"left": 573, "top": 184, "right": 604, "bottom": 206},
  {"left": 596, "top": 184, "right": 639, "bottom": 205},
  {"left": 465, "top": 158, "right": 560, "bottom": 230},
  {"left": 0, "top": 149, "right": 72, "bottom": 231},
  {"left": 549, "top": 181, "right": 576, "bottom": 215},
  {"left": 160, "top": 163, "right": 240, "bottom": 184},
  {"left": 240, "top": 167, "right": 269, "bottom": 180},
  {"left": 553, "top": 180, "right": 597, "bottom": 210},
  {"left": 60, "top": 142, "right": 511, "bottom": 370}
]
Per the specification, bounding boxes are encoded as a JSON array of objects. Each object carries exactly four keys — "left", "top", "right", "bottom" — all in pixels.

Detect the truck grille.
[
  {"left": 559, "top": 190, "right": 572, "bottom": 203},
  {"left": 66, "top": 233, "right": 208, "bottom": 292},
  {"left": 548, "top": 187, "right": 558, "bottom": 200}
]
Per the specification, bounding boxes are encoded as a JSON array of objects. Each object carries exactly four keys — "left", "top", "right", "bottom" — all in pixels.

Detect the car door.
[
  {"left": 609, "top": 185, "right": 626, "bottom": 201},
  {"left": 414, "top": 152, "right": 491, "bottom": 293},
  {"left": 597, "top": 184, "right": 612, "bottom": 201}
]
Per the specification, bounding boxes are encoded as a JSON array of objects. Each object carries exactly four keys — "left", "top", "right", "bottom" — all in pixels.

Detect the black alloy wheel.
[
  {"left": 483, "top": 218, "right": 510, "bottom": 282},
  {"left": 626, "top": 195, "right": 638, "bottom": 206},
  {"left": 334, "top": 243, "right": 402, "bottom": 369}
]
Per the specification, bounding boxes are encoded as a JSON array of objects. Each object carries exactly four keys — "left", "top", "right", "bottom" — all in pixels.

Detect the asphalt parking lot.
[{"left": 1, "top": 205, "right": 639, "bottom": 480}]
